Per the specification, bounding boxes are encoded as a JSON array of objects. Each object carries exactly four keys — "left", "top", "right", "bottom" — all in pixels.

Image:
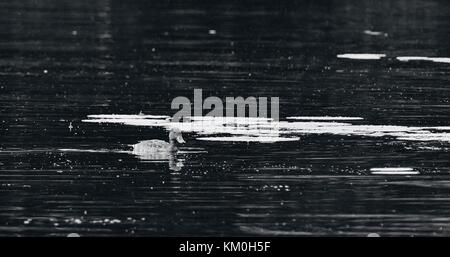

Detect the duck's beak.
[{"left": 176, "top": 135, "right": 185, "bottom": 144}]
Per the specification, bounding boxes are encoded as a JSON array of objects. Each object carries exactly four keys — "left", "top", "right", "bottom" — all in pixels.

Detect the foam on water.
[
  {"left": 82, "top": 114, "right": 450, "bottom": 143},
  {"left": 286, "top": 116, "right": 364, "bottom": 121},
  {"left": 337, "top": 53, "right": 386, "bottom": 60},
  {"left": 197, "top": 136, "right": 300, "bottom": 142},
  {"left": 397, "top": 56, "right": 450, "bottom": 64},
  {"left": 58, "top": 148, "right": 117, "bottom": 153},
  {"left": 87, "top": 114, "right": 170, "bottom": 119},
  {"left": 370, "top": 167, "right": 419, "bottom": 175},
  {"left": 363, "top": 30, "right": 388, "bottom": 36}
]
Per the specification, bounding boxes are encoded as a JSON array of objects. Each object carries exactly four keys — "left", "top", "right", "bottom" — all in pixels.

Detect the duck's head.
[{"left": 169, "top": 128, "right": 185, "bottom": 144}]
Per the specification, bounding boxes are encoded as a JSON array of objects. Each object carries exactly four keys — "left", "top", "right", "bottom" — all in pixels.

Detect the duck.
[{"left": 131, "top": 128, "right": 185, "bottom": 160}]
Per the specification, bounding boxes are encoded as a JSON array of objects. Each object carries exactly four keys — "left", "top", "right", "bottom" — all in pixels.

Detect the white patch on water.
[
  {"left": 417, "top": 146, "right": 445, "bottom": 151},
  {"left": 286, "top": 116, "right": 364, "bottom": 121},
  {"left": 83, "top": 114, "right": 450, "bottom": 144},
  {"left": 83, "top": 117, "right": 171, "bottom": 127},
  {"left": 87, "top": 114, "right": 170, "bottom": 119},
  {"left": 396, "top": 56, "right": 429, "bottom": 62},
  {"left": 197, "top": 136, "right": 300, "bottom": 143},
  {"left": 337, "top": 54, "right": 450, "bottom": 63},
  {"left": 428, "top": 57, "right": 450, "bottom": 63},
  {"left": 337, "top": 53, "right": 386, "bottom": 60},
  {"left": 188, "top": 116, "right": 273, "bottom": 122},
  {"left": 370, "top": 167, "right": 419, "bottom": 175},
  {"left": 363, "top": 30, "right": 388, "bottom": 36},
  {"left": 397, "top": 56, "right": 450, "bottom": 64},
  {"left": 58, "top": 148, "right": 115, "bottom": 153},
  {"left": 424, "top": 127, "right": 450, "bottom": 131},
  {"left": 239, "top": 226, "right": 313, "bottom": 236}
]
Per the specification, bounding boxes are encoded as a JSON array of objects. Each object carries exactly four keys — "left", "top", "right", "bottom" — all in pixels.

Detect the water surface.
[{"left": 2, "top": 0, "right": 450, "bottom": 236}]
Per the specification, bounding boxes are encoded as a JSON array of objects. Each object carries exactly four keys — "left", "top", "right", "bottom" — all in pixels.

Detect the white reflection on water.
[
  {"left": 363, "top": 30, "right": 388, "bottom": 37},
  {"left": 397, "top": 56, "right": 450, "bottom": 64},
  {"left": 337, "top": 53, "right": 386, "bottom": 60},
  {"left": 370, "top": 167, "right": 419, "bottom": 175},
  {"left": 83, "top": 114, "right": 450, "bottom": 143}
]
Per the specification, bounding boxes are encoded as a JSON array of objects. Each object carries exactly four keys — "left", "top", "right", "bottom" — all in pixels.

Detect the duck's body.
[
  {"left": 131, "top": 128, "right": 185, "bottom": 160},
  {"left": 132, "top": 140, "right": 175, "bottom": 159}
]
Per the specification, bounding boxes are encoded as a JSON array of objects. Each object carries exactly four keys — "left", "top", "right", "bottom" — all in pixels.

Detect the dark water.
[{"left": 2, "top": 0, "right": 450, "bottom": 236}]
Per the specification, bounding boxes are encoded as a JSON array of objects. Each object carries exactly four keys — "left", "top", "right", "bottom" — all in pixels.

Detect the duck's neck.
[{"left": 169, "top": 139, "right": 178, "bottom": 152}]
